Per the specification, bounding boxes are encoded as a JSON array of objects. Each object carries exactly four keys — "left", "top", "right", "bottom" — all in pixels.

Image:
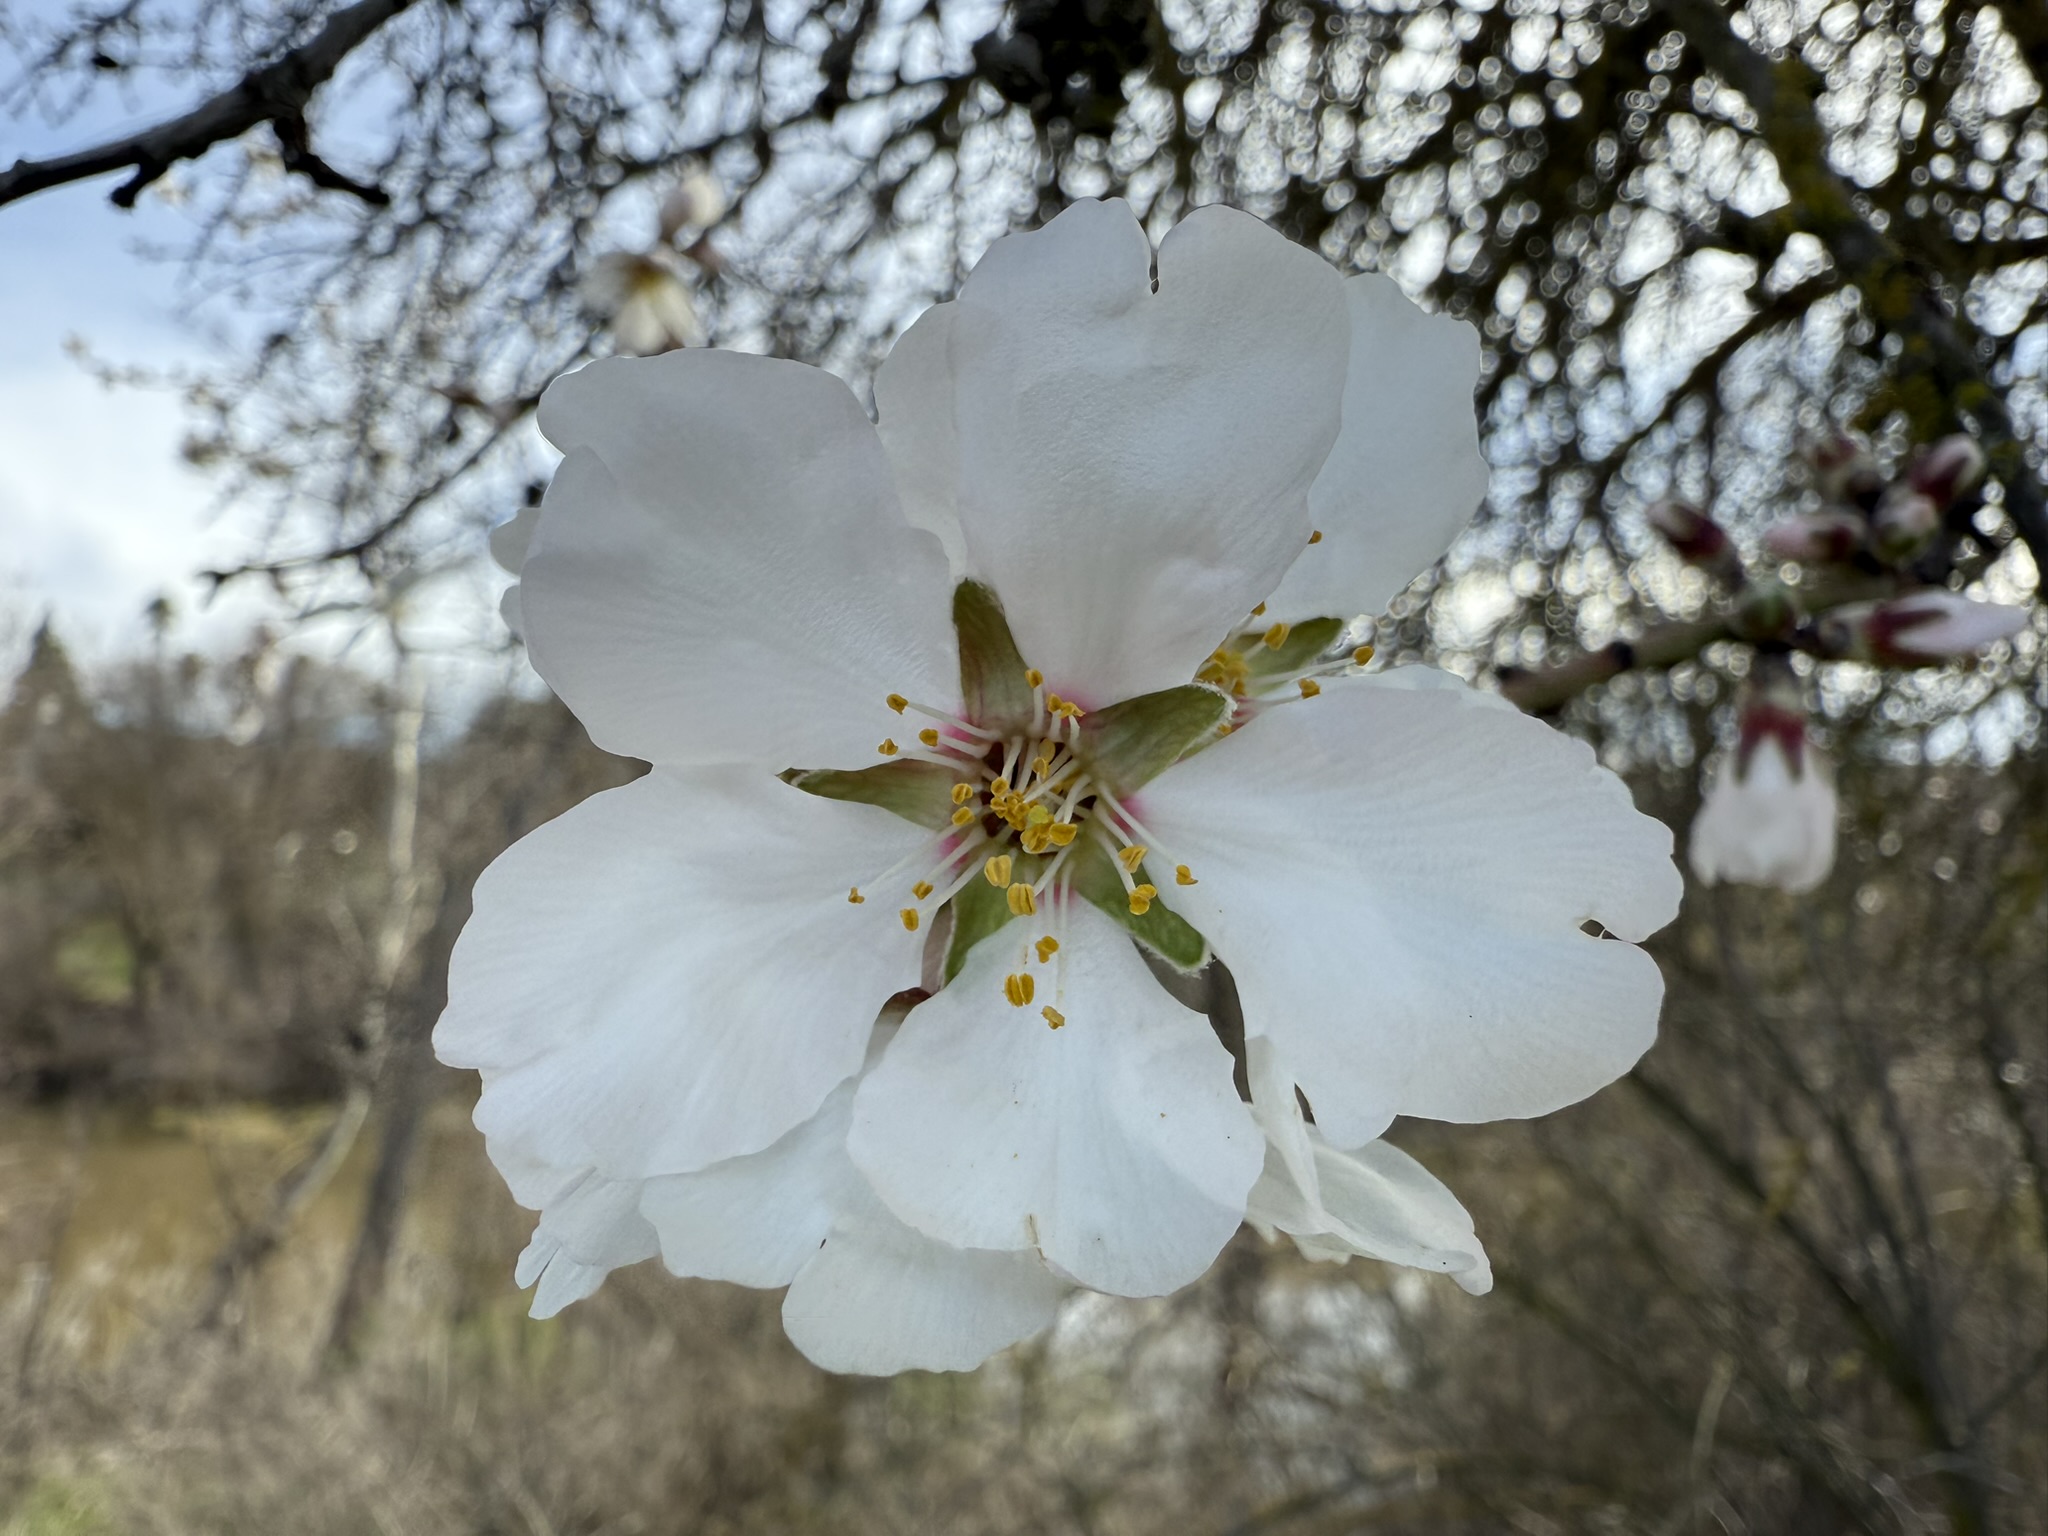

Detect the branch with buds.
[{"left": 1499, "top": 433, "right": 2031, "bottom": 716}]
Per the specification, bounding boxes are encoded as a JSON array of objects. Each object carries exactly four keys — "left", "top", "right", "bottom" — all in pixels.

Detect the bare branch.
[{"left": 0, "top": 0, "right": 416, "bottom": 209}]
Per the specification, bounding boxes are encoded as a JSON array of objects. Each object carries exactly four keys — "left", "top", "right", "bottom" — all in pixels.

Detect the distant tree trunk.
[{"left": 321, "top": 1021, "right": 434, "bottom": 1363}]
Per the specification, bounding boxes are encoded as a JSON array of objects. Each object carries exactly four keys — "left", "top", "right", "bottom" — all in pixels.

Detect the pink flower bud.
[
  {"left": 1807, "top": 432, "right": 1883, "bottom": 508},
  {"left": 1870, "top": 487, "right": 1940, "bottom": 563},
  {"left": 1646, "top": 500, "right": 1737, "bottom": 575},
  {"left": 1820, "top": 591, "right": 2030, "bottom": 664},
  {"left": 1763, "top": 510, "right": 1866, "bottom": 565},
  {"left": 1906, "top": 434, "right": 1987, "bottom": 511}
]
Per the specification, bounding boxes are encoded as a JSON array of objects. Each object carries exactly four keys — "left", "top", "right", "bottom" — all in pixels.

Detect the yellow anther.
[
  {"left": 1020, "top": 826, "right": 1051, "bottom": 855},
  {"left": 1262, "top": 621, "right": 1292, "bottom": 650},
  {"left": 912, "top": 880, "right": 934, "bottom": 900},
  {"left": 1035, "top": 936, "right": 1060, "bottom": 963},
  {"left": 1308, "top": 529, "right": 1324, "bottom": 544},
  {"left": 878, "top": 738, "right": 898, "bottom": 755},
  {"left": 1007, "top": 883, "right": 1038, "bottom": 917},
  {"left": 900, "top": 908, "right": 920, "bottom": 932},
  {"left": 951, "top": 783, "right": 975, "bottom": 805},
  {"left": 951, "top": 806, "right": 977, "bottom": 827},
  {"left": 1298, "top": 678, "right": 1322, "bottom": 699},
  {"left": 1025, "top": 668, "right": 1043, "bottom": 687},
  {"left": 1251, "top": 602, "right": 1267, "bottom": 617},
  {"left": 1128, "top": 885, "right": 1157, "bottom": 917},
  {"left": 1048, "top": 821, "right": 1078, "bottom": 847},
  {"left": 918, "top": 727, "right": 940, "bottom": 748},
  {"left": 1175, "top": 864, "right": 1197, "bottom": 886},
  {"left": 886, "top": 693, "right": 909, "bottom": 713},
  {"left": 1353, "top": 644, "right": 1375, "bottom": 666},
  {"left": 1116, "top": 844, "right": 1148, "bottom": 874},
  {"left": 1004, "top": 973, "right": 1035, "bottom": 1007},
  {"left": 1198, "top": 648, "right": 1250, "bottom": 696},
  {"left": 848, "top": 887, "right": 865, "bottom": 904},
  {"left": 983, "top": 854, "right": 1014, "bottom": 888},
  {"left": 990, "top": 776, "right": 1011, "bottom": 796},
  {"left": 1031, "top": 756, "right": 1052, "bottom": 780},
  {"left": 1025, "top": 805, "right": 1052, "bottom": 827},
  {"left": 1042, "top": 1006, "right": 1065, "bottom": 1030}
]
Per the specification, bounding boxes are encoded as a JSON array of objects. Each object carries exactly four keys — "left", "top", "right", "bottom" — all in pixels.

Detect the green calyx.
[
  {"left": 1069, "top": 838, "right": 1208, "bottom": 974},
  {"left": 1076, "top": 684, "right": 1233, "bottom": 800},
  {"left": 953, "top": 579, "right": 1036, "bottom": 729},
  {"left": 783, "top": 760, "right": 959, "bottom": 829}
]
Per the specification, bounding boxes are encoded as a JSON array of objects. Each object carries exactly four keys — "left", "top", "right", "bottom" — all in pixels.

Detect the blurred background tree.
[{"left": 0, "top": 0, "right": 2041, "bottom": 1532}]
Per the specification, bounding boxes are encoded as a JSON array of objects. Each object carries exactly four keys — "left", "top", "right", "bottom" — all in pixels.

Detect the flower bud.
[
  {"left": 1688, "top": 674, "right": 1835, "bottom": 894},
  {"left": 1870, "top": 486, "right": 1941, "bottom": 564},
  {"left": 1762, "top": 510, "right": 1865, "bottom": 565},
  {"left": 1906, "top": 434, "right": 1987, "bottom": 512},
  {"left": 658, "top": 169, "right": 728, "bottom": 244},
  {"left": 1646, "top": 500, "right": 1738, "bottom": 576},
  {"left": 1807, "top": 432, "right": 1884, "bottom": 508},
  {"left": 1733, "top": 578, "right": 1799, "bottom": 643},
  {"left": 1818, "top": 591, "right": 2030, "bottom": 665}
]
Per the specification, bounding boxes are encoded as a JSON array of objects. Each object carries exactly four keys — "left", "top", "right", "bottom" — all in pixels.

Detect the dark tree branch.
[
  {"left": 0, "top": 0, "right": 416, "bottom": 209},
  {"left": 1653, "top": 0, "right": 2048, "bottom": 577}
]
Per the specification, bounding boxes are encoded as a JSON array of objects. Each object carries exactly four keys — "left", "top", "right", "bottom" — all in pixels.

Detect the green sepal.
[
  {"left": 1078, "top": 684, "right": 1231, "bottom": 798},
  {"left": 941, "top": 850, "right": 1045, "bottom": 982},
  {"left": 953, "top": 580, "right": 1035, "bottom": 729},
  {"left": 784, "top": 760, "right": 959, "bottom": 830},
  {"left": 1239, "top": 615, "right": 1346, "bottom": 677},
  {"left": 1070, "top": 839, "right": 1209, "bottom": 974}
]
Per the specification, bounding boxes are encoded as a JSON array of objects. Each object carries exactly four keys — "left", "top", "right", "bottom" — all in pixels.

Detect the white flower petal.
[
  {"left": 848, "top": 901, "right": 1261, "bottom": 1297},
  {"left": 873, "top": 300, "right": 967, "bottom": 574},
  {"left": 1265, "top": 273, "right": 1489, "bottom": 621},
  {"left": 436, "top": 767, "right": 930, "bottom": 1178},
  {"left": 511, "top": 1170, "right": 661, "bottom": 1318},
  {"left": 527, "top": 351, "right": 956, "bottom": 768},
  {"left": 939, "top": 199, "right": 1350, "bottom": 705},
  {"left": 1137, "top": 670, "right": 1681, "bottom": 1144},
  {"left": 639, "top": 1076, "right": 860, "bottom": 1289},
  {"left": 1688, "top": 737, "right": 1838, "bottom": 894},
  {"left": 1242, "top": 1038, "right": 1489, "bottom": 1292},
  {"left": 1245, "top": 1035, "right": 1319, "bottom": 1211},
  {"left": 783, "top": 1177, "right": 1067, "bottom": 1375}
]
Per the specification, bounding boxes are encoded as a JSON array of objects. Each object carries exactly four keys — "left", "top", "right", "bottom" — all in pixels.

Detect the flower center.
[{"left": 848, "top": 666, "right": 1200, "bottom": 1023}]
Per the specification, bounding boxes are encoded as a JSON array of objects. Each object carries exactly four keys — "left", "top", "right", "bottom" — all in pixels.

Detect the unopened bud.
[
  {"left": 1646, "top": 500, "right": 1738, "bottom": 576},
  {"left": 1818, "top": 591, "right": 2029, "bottom": 665},
  {"left": 1870, "top": 487, "right": 1941, "bottom": 563},
  {"left": 1733, "top": 578, "right": 1799, "bottom": 643},
  {"left": 658, "top": 168, "right": 728, "bottom": 244},
  {"left": 1763, "top": 510, "right": 1865, "bottom": 565},
  {"left": 1807, "top": 431, "right": 1885, "bottom": 508},
  {"left": 1906, "top": 434, "right": 1987, "bottom": 512}
]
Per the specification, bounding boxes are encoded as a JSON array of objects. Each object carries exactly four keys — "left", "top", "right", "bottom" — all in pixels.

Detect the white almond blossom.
[
  {"left": 1688, "top": 689, "right": 1837, "bottom": 895},
  {"left": 579, "top": 249, "right": 704, "bottom": 355},
  {"left": 436, "top": 198, "right": 1681, "bottom": 1373}
]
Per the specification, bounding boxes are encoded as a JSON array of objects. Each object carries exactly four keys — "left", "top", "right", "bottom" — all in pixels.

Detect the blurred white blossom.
[
  {"left": 579, "top": 250, "right": 703, "bottom": 355},
  {"left": 1689, "top": 682, "right": 1836, "bottom": 895}
]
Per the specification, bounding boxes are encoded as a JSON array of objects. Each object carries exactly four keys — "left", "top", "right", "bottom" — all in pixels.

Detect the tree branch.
[{"left": 0, "top": 0, "right": 416, "bottom": 210}]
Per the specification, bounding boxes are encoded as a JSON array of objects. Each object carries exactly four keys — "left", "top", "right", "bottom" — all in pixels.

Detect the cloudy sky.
[
  {"left": 1, "top": 78, "right": 528, "bottom": 690},
  {"left": 0, "top": 73, "right": 292, "bottom": 666}
]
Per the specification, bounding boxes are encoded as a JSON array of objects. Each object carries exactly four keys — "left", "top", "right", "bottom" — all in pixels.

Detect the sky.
[
  {"left": 0, "top": 59, "right": 285, "bottom": 666},
  {"left": 0, "top": 137, "right": 524, "bottom": 708}
]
